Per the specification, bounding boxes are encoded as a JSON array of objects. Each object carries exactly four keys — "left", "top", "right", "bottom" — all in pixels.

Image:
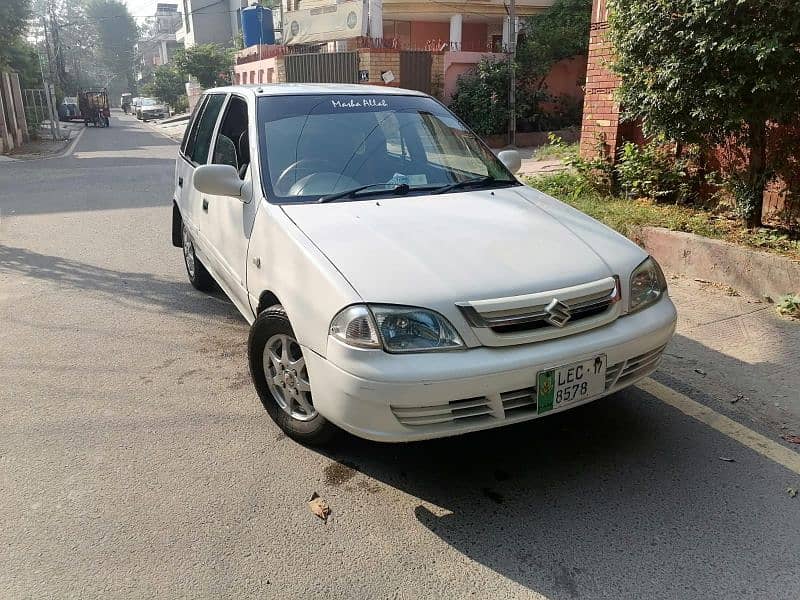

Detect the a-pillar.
[
  {"left": 579, "top": 0, "right": 622, "bottom": 160},
  {"left": 449, "top": 14, "right": 462, "bottom": 50}
]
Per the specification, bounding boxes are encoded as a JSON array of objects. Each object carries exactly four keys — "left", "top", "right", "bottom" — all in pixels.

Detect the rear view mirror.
[
  {"left": 498, "top": 150, "right": 522, "bottom": 174},
  {"left": 192, "top": 164, "right": 243, "bottom": 198}
]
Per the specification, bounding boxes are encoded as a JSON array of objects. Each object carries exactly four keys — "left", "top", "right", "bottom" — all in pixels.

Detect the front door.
[{"left": 204, "top": 94, "right": 259, "bottom": 313}]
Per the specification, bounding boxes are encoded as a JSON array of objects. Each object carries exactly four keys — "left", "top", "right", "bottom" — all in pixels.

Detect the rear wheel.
[
  {"left": 181, "top": 223, "right": 214, "bottom": 291},
  {"left": 248, "top": 306, "right": 337, "bottom": 445}
]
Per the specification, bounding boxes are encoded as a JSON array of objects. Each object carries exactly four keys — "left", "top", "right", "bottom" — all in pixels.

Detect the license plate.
[{"left": 537, "top": 355, "right": 607, "bottom": 414}]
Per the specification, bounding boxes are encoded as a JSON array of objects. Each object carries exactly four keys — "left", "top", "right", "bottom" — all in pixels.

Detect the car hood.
[
  {"left": 281, "top": 185, "right": 646, "bottom": 307},
  {"left": 142, "top": 105, "right": 166, "bottom": 111}
]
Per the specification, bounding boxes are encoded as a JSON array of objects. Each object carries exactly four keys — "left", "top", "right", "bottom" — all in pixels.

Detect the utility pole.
[
  {"left": 508, "top": 0, "right": 517, "bottom": 147},
  {"left": 40, "top": 16, "right": 61, "bottom": 141}
]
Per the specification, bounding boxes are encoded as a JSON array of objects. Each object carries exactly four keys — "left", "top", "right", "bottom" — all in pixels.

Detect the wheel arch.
[{"left": 256, "top": 290, "right": 282, "bottom": 315}]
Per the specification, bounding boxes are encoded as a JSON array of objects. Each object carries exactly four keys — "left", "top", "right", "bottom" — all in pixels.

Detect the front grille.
[
  {"left": 500, "top": 387, "right": 537, "bottom": 415},
  {"left": 391, "top": 396, "right": 497, "bottom": 427},
  {"left": 606, "top": 345, "right": 666, "bottom": 389},
  {"left": 457, "top": 277, "right": 621, "bottom": 344}
]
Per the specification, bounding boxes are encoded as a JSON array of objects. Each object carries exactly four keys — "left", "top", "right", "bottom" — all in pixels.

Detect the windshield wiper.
[
  {"left": 318, "top": 183, "right": 411, "bottom": 203},
  {"left": 432, "top": 175, "right": 509, "bottom": 195}
]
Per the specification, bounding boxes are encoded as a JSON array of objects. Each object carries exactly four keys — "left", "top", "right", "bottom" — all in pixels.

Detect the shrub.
[
  {"left": 563, "top": 136, "right": 615, "bottom": 194},
  {"left": 608, "top": 0, "right": 800, "bottom": 227},
  {"left": 615, "top": 140, "right": 695, "bottom": 203},
  {"left": 776, "top": 293, "right": 800, "bottom": 319},
  {"left": 172, "top": 95, "right": 189, "bottom": 115},
  {"left": 449, "top": 59, "right": 512, "bottom": 137}
]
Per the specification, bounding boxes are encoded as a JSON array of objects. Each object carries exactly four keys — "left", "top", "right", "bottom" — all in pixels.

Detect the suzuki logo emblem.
[{"left": 545, "top": 298, "right": 572, "bottom": 328}]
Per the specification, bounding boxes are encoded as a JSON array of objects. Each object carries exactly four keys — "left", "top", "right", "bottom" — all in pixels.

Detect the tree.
[
  {"left": 517, "top": 0, "right": 592, "bottom": 87},
  {"left": 4, "top": 39, "right": 41, "bottom": 89},
  {"left": 143, "top": 65, "right": 185, "bottom": 107},
  {"left": 174, "top": 44, "right": 233, "bottom": 89},
  {"left": 84, "top": 0, "right": 139, "bottom": 96},
  {"left": 608, "top": 0, "right": 800, "bottom": 227},
  {"left": 0, "top": 0, "right": 31, "bottom": 69}
]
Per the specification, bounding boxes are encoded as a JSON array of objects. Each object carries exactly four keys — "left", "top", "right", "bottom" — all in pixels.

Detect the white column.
[
  {"left": 369, "top": 0, "right": 383, "bottom": 39},
  {"left": 449, "top": 13, "right": 463, "bottom": 50},
  {"left": 502, "top": 16, "right": 510, "bottom": 50}
]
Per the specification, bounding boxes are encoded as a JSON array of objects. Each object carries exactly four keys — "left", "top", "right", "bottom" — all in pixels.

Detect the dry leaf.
[
  {"left": 787, "top": 487, "right": 798, "bottom": 499},
  {"left": 308, "top": 492, "right": 331, "bottom": 523},
  {"left": 782, "top": 435, "right": 800, "bottom": 445}
]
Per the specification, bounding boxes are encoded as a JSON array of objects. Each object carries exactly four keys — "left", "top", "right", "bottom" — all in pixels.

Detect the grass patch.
[
  {"left": 533, "top": 140, "right": 579, "bottom": 162},
  {"left": 526, "top": 171, "right": 800, "bottom": 260}
]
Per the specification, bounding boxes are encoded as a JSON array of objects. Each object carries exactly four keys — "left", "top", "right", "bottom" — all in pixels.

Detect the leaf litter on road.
[
  {"left": 781, "top": 435, "right": 800, "bottom": 445},
  {"left": 308, "top": 492, "right": 332, "bottom": 523},
  {"left": 787, "top": 487, "right": 798, "bottom": 499}
]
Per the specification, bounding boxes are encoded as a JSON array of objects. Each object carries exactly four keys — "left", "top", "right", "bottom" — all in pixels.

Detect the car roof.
[{"left": 203, "top": 83, "right": 429, "bottom": 98}]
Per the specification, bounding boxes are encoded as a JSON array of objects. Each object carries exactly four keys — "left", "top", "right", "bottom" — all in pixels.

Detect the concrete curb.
[{"left": 639, "top": 227, "right": 800, "bottom": 300}]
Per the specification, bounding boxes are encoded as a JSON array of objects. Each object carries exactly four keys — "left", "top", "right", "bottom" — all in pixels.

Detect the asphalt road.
[{"left": 1, "top": 114, "right": 799, "bottom": 600}]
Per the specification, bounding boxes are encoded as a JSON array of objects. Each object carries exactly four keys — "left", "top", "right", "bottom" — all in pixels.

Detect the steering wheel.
[{"left": 274, "top": 158, "right": 338, "bottom": 195}]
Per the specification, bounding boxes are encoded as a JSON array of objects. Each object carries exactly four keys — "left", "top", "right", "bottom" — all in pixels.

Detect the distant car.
[
  {"left": 172, "top": 84, "right": 677, "bottom": 445},
  {"left": 58, "top": 97, "right": 79, "bottom": 121},
  {"left": 136, "top": 97, "right": 168, "bottom": 121}
]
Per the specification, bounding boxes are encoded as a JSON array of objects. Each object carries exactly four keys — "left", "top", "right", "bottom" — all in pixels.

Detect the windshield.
[
  {"left": 142, "top": 98, "right": 158, "bottom": 106},
  {"left": 257, "top": 94, "right": 517, "bottom": 203}
]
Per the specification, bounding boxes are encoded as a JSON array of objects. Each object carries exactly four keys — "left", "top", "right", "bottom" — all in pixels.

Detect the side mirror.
[
  {"left": 192, "top": 164, "right": 243, "bottom": 198},
  {"left": 498, "top": 149, "right": 522, "bottom": 174}
]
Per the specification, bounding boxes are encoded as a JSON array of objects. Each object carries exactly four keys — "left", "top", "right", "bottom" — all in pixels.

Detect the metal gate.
[
  {"left": 400, "top": 51, "right": 432, "bottom": 94},
  {"left": 284, "top": 52, "right": 359, "bottom": 84},
  {"left": 23, "top": 89, "right": 49, "bottom": 126}
]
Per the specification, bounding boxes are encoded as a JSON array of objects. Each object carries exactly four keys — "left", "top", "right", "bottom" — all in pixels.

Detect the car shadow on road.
[
  {"left": 319, "top": 387, "right": 799, "bottom": 599},
  {"left": 0, "top": 244, "right": 240, "bottom": 321}
]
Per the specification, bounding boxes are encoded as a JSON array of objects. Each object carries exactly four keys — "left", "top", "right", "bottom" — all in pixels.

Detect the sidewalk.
[
  {"left": 516, "top": 147, "right": 568, "bottom": 176},
  {"left": 659, "top": 274, "right": 800, "bottom": 439},
  {"left": 0, "top": 121, "right": 82, "bottom": 161}
]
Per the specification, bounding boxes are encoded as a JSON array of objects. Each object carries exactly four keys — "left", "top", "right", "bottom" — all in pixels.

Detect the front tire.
[
  {"left": 248, "top": 306, "right": 337, "bottom": 445},
  {"left": 181, "top": 223, "right": 214, "bottom": 291}
]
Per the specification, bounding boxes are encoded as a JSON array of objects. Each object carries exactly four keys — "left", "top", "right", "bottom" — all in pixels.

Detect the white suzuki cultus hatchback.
[{"left": 172, "top": 84, "right": 677, "bottom": 445}]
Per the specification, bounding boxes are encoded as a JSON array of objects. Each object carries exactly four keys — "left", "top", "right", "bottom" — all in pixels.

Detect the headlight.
[
  {"left": 629, "top": 257, "right": 668, "bottom": 313},
  {"left": 330, "top": 304, "right": 464, "bottom": 353},
  {"left": 329, "top": 305, "right": 381, "bottom": 349}
]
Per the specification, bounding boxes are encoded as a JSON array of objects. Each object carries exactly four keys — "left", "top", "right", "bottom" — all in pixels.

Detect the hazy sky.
[{"left": 123, "top": 0, "right": 171, "bottom": 20}]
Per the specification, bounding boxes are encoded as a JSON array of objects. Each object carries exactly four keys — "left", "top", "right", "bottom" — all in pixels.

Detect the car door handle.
[
  {"left": 202, "top": 198, "right": 209, "bottom": 211},
  {"left": 178, "top": 176, "right": 183, "bottom": 187}
]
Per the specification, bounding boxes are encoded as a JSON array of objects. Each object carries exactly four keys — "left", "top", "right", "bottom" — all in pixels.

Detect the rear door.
[
  {"left": 175, "top": 95, "right": 206, "bottom": 229},
  {"left": 179, "top": 93, "right": 227, "bottom": 259}
]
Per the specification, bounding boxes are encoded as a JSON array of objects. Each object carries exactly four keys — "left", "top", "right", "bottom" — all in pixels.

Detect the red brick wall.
[{"left": 579, "top": 0, "right": 621, "bottom": 159}]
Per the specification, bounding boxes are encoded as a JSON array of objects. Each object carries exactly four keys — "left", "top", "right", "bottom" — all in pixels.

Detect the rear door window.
[
  {"left": 190, "top": 93, "right": 226, "bottom": 165},
  {"left": 180, "top": 96, "right": 206, "bottom": 157}
]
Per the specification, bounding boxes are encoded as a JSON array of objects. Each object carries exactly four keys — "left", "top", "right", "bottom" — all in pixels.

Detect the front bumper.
[{"left": 303, "top": 296, "right": 678, "bottom": 442}]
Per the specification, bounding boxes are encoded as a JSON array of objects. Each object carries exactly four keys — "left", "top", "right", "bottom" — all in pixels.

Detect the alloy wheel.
[{"left": 263, "top": 333, "right": 316, "bottom": 421}]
